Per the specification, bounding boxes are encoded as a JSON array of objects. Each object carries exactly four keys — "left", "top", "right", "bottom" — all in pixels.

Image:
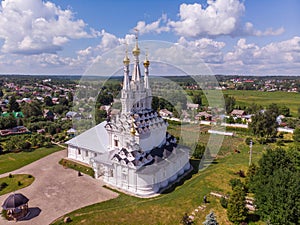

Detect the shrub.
[
  {"left": 8, "top": 174, "right": 13, "bottom": 178},
  {"left": 17, "top": 181, "right": 22, "bottom": 186},
  {"left": 220, "top": 196, "right": 228, "bottom": 208},
  {"left": 28, "top": 174, "right": 33, "bottom": 178},
  {"left": 0, "top": 182, "right": 8, "bottom": 191}
]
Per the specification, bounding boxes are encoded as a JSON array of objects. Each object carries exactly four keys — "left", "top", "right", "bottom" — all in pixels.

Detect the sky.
[{"left": 0, "top": 0, "right": 299, "bottom": 75}]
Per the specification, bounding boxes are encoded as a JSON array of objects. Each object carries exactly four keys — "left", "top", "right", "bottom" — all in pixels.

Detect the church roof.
[{"left": 66, "top": 121, "right": 108, "bottom": 154}]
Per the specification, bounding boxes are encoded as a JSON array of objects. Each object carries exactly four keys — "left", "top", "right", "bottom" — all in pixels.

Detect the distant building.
[
  {"left": 230, "top": 109, "right": 246, "bottom": 118},
  {"left": 159, "top": 109, "right": 173, "bottom": 117}
]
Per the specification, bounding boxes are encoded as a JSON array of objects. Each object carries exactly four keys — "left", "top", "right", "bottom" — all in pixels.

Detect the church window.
[
  {"left": 78, "top": 149, "right": 81, "bottom": 155},
  {"left": 122, "top": 173, "right": 127, "bottom": 181},
  {"left": 86, "top": 151, "right": 89, "bottom": 157},
  {"left": 94, "top": 153, "right": 97, "bottom": 157},
  {"left": 114, "top": 140, "right": 118, "bottom": 147},
  {"left": 137, "top": 102, "right": 139, "bottom": 107},
  {"left": 110, "top": 169, "right": 114, "bottom": 177}
]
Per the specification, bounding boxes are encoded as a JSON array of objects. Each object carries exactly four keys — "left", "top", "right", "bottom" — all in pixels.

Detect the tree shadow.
[
  {"left": 18, "top": 207, "right": 41, "bottom": 221},
  {"left": 246, "top": 213, "right": 260, "bottom": 223}
]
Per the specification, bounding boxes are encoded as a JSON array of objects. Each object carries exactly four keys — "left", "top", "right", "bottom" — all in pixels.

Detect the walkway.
[{"left": 0, "top": 150, "right": 118, "bottom": 225}]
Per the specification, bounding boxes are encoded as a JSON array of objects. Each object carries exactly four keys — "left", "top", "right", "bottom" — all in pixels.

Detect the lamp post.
[{"left": 249, "top": 140, "right": 253, "bottom": 166}]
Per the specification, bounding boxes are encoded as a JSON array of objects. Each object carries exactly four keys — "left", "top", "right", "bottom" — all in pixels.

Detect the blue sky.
[{"left": 0, "top": 0, "right": 299, "bottom": 75}]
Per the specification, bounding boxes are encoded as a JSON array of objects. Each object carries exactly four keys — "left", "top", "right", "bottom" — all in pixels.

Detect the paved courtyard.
[{"left": 0, "top": 150, "right": 119, "bottom": 225}]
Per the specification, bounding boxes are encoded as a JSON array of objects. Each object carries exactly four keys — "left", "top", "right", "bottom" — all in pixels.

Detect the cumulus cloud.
[
  {"left": 167, "top": 0, "right": 284, "bottom": 38},
  {"left": 177, "top": 37, "right": 225, "bottom": 63},
  {"left": 0, "top": 0, "right": 95, "bottom": 55},
  {"left": 134, "top": 14, "right": 170, "bottom": 35}
]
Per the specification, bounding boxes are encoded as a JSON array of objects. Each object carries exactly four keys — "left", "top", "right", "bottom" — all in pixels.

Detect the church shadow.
[{"left": 18, "top": 207, "right": 41, "bottom": 221}]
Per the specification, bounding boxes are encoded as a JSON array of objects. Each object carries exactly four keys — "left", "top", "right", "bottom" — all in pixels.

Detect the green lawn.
[
  {"left": 51, "top": 133, "right": 273, "bottom": 225},
  {"left": 0, "top": 145, "right": 64, "bottom": 175},
  {"left": 0, "top": 174, "right": 35, "bottom": 196},
  {"left": 223, "top": 90, "right": 300, "bottom": 116}
]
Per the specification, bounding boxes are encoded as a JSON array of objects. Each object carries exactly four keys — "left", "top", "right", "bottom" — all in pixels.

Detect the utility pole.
[{"left": 249, "top": 140, "right": 253, "bottom": 166}]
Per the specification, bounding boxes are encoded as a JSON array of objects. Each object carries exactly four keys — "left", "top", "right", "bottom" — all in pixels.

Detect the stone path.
[{"left": 0, "top": 150, "right": 118, "bottom": 225}]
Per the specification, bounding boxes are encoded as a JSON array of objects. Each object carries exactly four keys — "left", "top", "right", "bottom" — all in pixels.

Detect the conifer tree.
[{"left": 227, "top": 185, "right": 248, "bottom": 224}]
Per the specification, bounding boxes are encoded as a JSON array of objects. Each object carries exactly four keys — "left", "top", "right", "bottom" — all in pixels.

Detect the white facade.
[{"left": 67, "top": 36, "right": 191, "bottom": 196}]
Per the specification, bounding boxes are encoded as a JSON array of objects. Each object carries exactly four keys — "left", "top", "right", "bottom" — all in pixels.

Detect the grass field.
[
  {"left": 223, "top": 90, "right": 300, "bottom": 116},
  {"left": 51, "top": 127, "right": 275, "bottom": 225},
  {"left": 0, "top": 145, "right": 64, "bottom": 175},
  {"left": 0, "top": 174, "right": 35, "bottom": 196}
]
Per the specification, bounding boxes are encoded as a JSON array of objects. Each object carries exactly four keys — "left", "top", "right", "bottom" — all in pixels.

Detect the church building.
[{"left": 66, "top": 36, "right": 191, "bottom": 196}]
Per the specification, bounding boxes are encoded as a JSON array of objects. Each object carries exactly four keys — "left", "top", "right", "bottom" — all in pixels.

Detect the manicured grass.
[
  {"left": 223, "top": 90, "right": 300, "bottom": 116},
  {"left": 0, "top": 174, "right": 35, "bottom": 196},
  {"left": 59, "top": 158, "right": 95, "bottom": 178},
  {"left": 0, "top": 145, "right": 64, "bottom": 175},
  {"left": 51, "top": 136, "right": 271, "bottom": 225}
]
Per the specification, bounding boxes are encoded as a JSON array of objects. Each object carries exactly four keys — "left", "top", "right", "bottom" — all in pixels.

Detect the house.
[
  {"left": 230, "top": 109, "right": 246, "bottom": 118},
  {"left": 159, "top": 109, "right": 173, "bottom": 117},
  {"left": 66, "top": 111, "right": 82, "bottom": 120},
  {"left": 186, "top": 103, "right": 199, "bottom": 110},
  {"left": 195, "top": 111, "right": 212, "bottom": 121}
]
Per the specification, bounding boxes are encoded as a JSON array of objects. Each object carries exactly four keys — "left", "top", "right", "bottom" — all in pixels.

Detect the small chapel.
[{"left": 67, "top": 36, "right": 191, "bottom": 196}]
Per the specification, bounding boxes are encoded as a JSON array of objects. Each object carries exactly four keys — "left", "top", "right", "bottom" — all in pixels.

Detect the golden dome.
[
  {"left": 132, "top": 44, "right": 140, "bottom": 56},
  {"left": 123, "top": 55, "right": 130, "bottom": 65},
  {"left": 130, "top": 123, "right": 136, "bottom": 136}
]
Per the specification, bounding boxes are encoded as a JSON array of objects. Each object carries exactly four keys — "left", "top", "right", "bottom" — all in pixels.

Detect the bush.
[
  {"left": 28, "top": 174, "right": 33, "bottom": 178},
  {"left": 245, "top": 137, "right": 253, "bottom": 145},
  {"left": 0, "top": 182, "right": 8, "bottom": 191},
  {"left": 8, "top": 173, "right": 13, "bottom": 178},
  {"left": 17, "top": 181, "right": 22, "bottom": 186},
  {"left": 229, "top": 178, "right": 244, "bottom": 190},
  {"left": 220, "top": 196, "right": 228, "bottom": 208}
]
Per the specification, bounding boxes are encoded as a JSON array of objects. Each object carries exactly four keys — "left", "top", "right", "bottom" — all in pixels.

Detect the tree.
[
  {"left": 192, "top": 143, "right": 205, "bottom": 159},
  {"left": 44, "top": 96, "right": 53, "bottom": 106},
  {"left": 252, "top": 148, "right": 300, "bottom": 224},
  {"left": 22, "top": 101, "right": 43, "bottom": 117},
  {"left": 0, "top": 89, "right": 3, "bottom": 98},
  {"left": 224, "top": 95, "right": 235, "bottom": 114},
  {"left": 279, "top": 105, "right": 290, "bottom": 117},
  {"left": 95, "top": 109, "right": 107, "bottom": 125},
  {"left": 203, "top": 211, "right": 219, "bottom": 225},
  {"left": 293, "top": 127, "right": 300, "bottom": 142},
  {"left": 245, "top": 163, "right": 257, "bottom": 193},
  {"left": 192, "top": 93, "right": 202, "bottom": 105},
  {"left": 8, "top": 95, "right": 20, "bottom": 112},
  {"left": 227, "top": 185, "right": 248, "bottom": 224},
  {"left": 249, "top": 109, "right": 278, "bottom": 139}
]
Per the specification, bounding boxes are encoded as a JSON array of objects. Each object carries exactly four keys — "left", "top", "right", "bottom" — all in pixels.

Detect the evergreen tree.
[
  {"left": 203, "top": 211, "right": 219, "bottom": 225},
  {"left": 245, "top": 163, "right": 257, "bottom": 193},
  {"left": 0, "top": 89, "right": 3, "bottom": 98},
  {"left": 224, "top": 95, "right": 235, "bottom": 114},
  {"left": 44, "top": 96, "right": 53, "bottom": 106},
  {"left": 8, "top": 95, "right": 20, "bottom": 112},
  {"left": 227, "top": 185, "right": 248, "bottom": 224},
  {"left": 252, "top": 148, "right": 300, "bottom": 224}
]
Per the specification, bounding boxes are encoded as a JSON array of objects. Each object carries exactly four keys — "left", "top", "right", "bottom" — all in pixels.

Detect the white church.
[{"left": 66, "top": 36, "right": 191, "bottom": 196}]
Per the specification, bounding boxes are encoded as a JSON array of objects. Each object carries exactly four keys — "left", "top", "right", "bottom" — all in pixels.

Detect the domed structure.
[
  {"left": 2, "top": 193, "right": 29, "bottom": 221},
  {"left": 66, "top": 36, "right": 191, "bottom": 196}
]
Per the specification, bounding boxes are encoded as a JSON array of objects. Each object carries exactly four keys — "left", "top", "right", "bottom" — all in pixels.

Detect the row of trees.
[{"left": 225, "top": 146, "right": 300, "bottom": 224}]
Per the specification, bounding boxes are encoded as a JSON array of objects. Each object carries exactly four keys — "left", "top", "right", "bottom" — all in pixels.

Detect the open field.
[
  {"left": 0, "top": 145, "right": 64, "bottom": 175},
  {"left": 51, "top": 126, "right": 277, "bottom": 225},
  {"left": 223, "top": 90, "right": 300, "bottom": 116},
  {"left": 0, "top": 174, "right": 35, "bottom": 196}
]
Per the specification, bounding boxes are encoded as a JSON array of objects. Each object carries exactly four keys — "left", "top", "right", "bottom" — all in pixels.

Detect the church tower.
[{"left": 121, "top": 33, "right": 152, "bottom": 114}]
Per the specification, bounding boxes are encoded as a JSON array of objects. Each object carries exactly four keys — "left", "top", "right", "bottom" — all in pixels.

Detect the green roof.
[{"left": 1, "top": 112, "right": 24, "bottom": 118}]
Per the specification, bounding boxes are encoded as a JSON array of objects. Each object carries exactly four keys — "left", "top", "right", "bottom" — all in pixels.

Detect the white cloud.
[
  {"left": 177, "top": 37, "right": 225, "bottom": 63},
  {"left": 134, "top": 14, "right": 170, "bottom": 35},
  {"left": 0, "top": 0, "right": 94, "bottom": 55},
  {"left": 167, "top": 0, "right": 284, "bottom": 38},
  {"left": 220, "top": 37, "right": 300, "bottom": 74}
]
